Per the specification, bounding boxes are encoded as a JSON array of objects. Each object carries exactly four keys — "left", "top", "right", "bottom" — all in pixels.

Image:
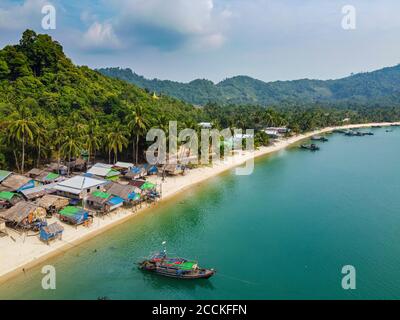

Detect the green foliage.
[
  {"left": 0, "top": 30, "right": 399, "bottom": 172},
  {"left": 99, "top": 66, "right": 400, "bottom": 108},
  {"left": 0, "top": 30, "right": 201, "bottom": 170}
]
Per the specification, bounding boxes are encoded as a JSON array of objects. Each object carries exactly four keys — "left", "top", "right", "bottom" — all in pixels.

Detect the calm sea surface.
[{"left": 1, "top": 127, "right": 400, "bottom": 299}]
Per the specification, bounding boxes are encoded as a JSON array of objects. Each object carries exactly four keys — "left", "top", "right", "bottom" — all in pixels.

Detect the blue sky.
[{"left": 1, "top": 0, "right": 400, "bottom": 83}]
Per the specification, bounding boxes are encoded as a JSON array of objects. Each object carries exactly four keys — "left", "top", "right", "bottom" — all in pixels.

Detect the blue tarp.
[
  {"left": 17, "top": 180, "right": 35, "bottom": 192},
  {"left": 40, "top": 227, "right": 63, "bottom": 241},
  {"left": 131, "top": 167, "right": 141, "bottom": 174},
  {"left": 148, "top": 165, "right": 158, "bottom": 174},
  {"left": 107, "top": 196, "right": 124, "bottom": 206},
  {"left": 128, "top": 192, "right": 140, "bottom": 200}
]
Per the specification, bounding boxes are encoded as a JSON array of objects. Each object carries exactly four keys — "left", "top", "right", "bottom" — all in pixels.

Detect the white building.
[
  {"left": 113, "top": 162, "right": 135, "bottom": 170},
  {"left": 263, "top": 127, "right": 290, "bottom": 138},
  {"left": 198, "top": 122, "right": 213, "bottom": 129},
  {"left": 54, "top": 175, "right": 107, "bottom": 199}
]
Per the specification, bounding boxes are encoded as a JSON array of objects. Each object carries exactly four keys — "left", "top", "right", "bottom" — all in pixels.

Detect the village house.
[
  {"left": 0, "top": 201, "right": 46, "bottom": 230},
  {"left": 0, "top": 174, "right": 35, "bottom": 192},
  {"left": 54, "top": 175, "right": 107, "bottom": 200},
  {"left": 103, "top": 182, "right": 141, "bottom": 203},
  {"left": 86, "top": 163, "right": 120, "bottom": 181}
]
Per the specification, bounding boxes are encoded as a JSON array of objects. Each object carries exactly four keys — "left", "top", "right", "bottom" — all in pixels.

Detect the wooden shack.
[
  {"left": 37, "top": 195, "right": 69, "bottom": 215},
  {"left": 40, "top": 222, "right": 64, "bottom": 244},
  {"left": 0, "top": 202, "right": 46, "bottom": 230}
]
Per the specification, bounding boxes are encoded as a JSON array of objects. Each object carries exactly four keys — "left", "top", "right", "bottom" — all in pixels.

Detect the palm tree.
[
  {"left": 106, "top": 124, "right": 128, "bottom": 164},
  {"left": 34, "top": 115, "right": 48, "bottom": 167},
  {"left": 60, "top": 133, "right": 83, "bottom": 175},
  {"left": 7, "top": 104, "right": 38, "bottom": 173},
  {"left": 126, "top": 104, "right": 149, "bottom": 164},
  {"left": 85, "top": 120, "right": 101, "bottom": 165}
]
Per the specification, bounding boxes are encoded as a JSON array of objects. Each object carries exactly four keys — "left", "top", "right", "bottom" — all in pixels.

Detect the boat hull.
[
  {"left": 138, "top": 261, "right": 215, "bottom": 279},
  {"left": 141, "top": 268, "right": 215, "bottom": 279}
]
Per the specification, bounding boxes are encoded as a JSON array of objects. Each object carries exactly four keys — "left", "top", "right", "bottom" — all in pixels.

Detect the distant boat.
[
  {"left": 372, "top": 125, "right": 382, "bottom": 128},
  {"left": 311, "top": 135, "right": 328, "bottom": 142},
  {"left": 138, "top": 251, "right": 215, "bottom": 279},
  {"left": 346, "top": 131, "right": 373, "bottom": 136},
  {"left": 300, "top": 144, "right": 320, "bottom": 151}
]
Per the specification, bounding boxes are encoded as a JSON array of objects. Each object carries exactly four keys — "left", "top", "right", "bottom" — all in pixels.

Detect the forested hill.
[
  {"left": 0, "top": 30, "right": 201, "bottom": 170},
  {"left": 98, "top": 65, "right": 400, "bottom": 107},
  {"left": 0, "top": 30, "right": 199, "bottom": 120}
]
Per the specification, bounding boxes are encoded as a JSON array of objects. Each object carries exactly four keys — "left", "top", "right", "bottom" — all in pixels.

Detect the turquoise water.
[{"left": 1, "top": 127, "right": 400, "bottom": 299}]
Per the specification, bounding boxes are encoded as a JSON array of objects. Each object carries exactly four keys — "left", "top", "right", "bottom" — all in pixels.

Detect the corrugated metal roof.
[
  {"left": 93, "top": 163, "right": 113, "bottom": 169},
  {"left": 0, "top": 170, "right": 12, "bottom": 182},
  {"left": 21, "top": 183, "right": 57, "bottom": 196},
  {"left": 54, "top": 175, "right": 106, "bottom": 193},
  {"left": 114, "top": 162, "right": 134, "bottom": 169},
  {"left": 87, "top": 166, "right": 111, "bottom": 177}
]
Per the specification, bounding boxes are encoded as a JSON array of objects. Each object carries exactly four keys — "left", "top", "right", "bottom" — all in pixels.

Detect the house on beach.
[
  {"left": 1, "top": 174, "right": 35, "bottom": 192},
  {"left": 85, "top": 191, "right": 124, "bottom": 213},
  {"left": 40, "top": 222, "right": 64, "bottom": 244},
  {"left": 58, "top": 206, "right": 91, "bottom": 226},
  {"left": 37, "top": 195, "right": 69, "bottom": 215},
  {"left": 0, "top": 191, "right": 22, "bottom": 209},
  {"left": 113, "top": 162, "right": 135, "bottom": 173},
  {"left": 0, "top": 202, "right": 46, "bottom": 230},
  {"left": 86, "top": 163, "right": 120, "bottom": 181},
  {"left": 103, "top": 182, "right": 141, "bottom": 203},
  {"left": 54, "top": 175, "right": 107, "bottom": 200}
]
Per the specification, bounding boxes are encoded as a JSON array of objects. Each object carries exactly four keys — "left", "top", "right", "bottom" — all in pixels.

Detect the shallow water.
[{"left": 1, "top": 127, "right": 400, "bottom": 299}]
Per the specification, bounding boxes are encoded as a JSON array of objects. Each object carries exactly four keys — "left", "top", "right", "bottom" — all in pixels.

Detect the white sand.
[{"left": 0, "top": 122, "right": 398, "bottom": 282}]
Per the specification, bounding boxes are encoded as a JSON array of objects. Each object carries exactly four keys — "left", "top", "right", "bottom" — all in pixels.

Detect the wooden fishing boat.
[
  {"left": 138, "top": 251, "right": 215, "bottom": 279},
  {"left": 300, "top": 144, "right": 320, "bottom": 151},
  {"left": 311, "top": 135, "right": 328, "bottom": 142}
]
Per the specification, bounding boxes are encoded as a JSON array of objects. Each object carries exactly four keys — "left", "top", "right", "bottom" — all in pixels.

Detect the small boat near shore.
[
  {"left": 300, "top": 144, "right": 320, "bottom": 151},
  {"left": 138, "top": 251, "right": 215, "bottom": 279},
  {"left": 311, "top": 135, "right": 328, "bottom": 142},
  {"left": 345, "top": 130, "right": 374, "bottom": 136}
]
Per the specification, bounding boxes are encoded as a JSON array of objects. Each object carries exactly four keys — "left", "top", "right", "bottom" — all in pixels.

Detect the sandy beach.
[{"left": 0, "top": 122, "right": 398, "bottom": 284}]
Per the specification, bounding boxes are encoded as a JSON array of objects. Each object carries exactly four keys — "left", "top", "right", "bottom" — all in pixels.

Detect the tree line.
[{"left": 1, "top": 30, "right": 400, "bottom": 173}]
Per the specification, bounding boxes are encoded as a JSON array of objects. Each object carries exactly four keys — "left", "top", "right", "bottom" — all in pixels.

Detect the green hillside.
[
  {"left": 98, "top": 65, "right": 400, "bottom": 107},
  {"left": 0, "top": 30, "right": 201, "bottom": 171}
]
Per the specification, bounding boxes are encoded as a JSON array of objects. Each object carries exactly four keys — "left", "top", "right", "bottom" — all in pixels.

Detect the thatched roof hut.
[
  {"left": 104, "top": 182, "right": 140, "bottom": 201},
  {"left": 37, "top": 195, "right": 69, "bottom": 211},
  {"left": 0, "top": 202, "right": 46, "bottom": 225},
  {"left": 1, "top": 174, "right": 33, "bottom": 191},
  {"left": 26, "top": 168, "right": 43, "bottom": 178},
  {"left": 163, "top": 164, "right": 184, "bottom": 175}
]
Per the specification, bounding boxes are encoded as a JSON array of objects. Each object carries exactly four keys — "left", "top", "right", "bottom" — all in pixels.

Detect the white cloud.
[
  {"left": 111, "top": 0, "right": 230, "bottom": 50},
  {"left": 0, "top": 0, "right": 47, "bottom": 30},
  {"left": 82, "top": 21, "right": 121, "bottom": 51},
  {"left": 194, "top": 33, "right": 225, "bottom": 50}
]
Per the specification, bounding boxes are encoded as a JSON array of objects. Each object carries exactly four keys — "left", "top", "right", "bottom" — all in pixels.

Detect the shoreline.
[{"left": 0, "top": 121, "right": 398, "bottom": 284}]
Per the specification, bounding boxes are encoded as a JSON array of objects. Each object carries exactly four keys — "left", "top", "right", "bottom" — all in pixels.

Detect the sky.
[{"left": 1, "top": 0, "right": 400, "bottom": 83}]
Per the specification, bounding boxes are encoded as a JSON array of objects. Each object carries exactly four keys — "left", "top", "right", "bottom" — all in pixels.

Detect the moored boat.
[
  {"left": 300, "top": 144, "right": 320, "bottom": 151},
  {"left": 138, "top": 251, "right": 215, "bottom": 279},
  {"left": 311, "top": 135, "right": 328, "bottom": 142}
]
